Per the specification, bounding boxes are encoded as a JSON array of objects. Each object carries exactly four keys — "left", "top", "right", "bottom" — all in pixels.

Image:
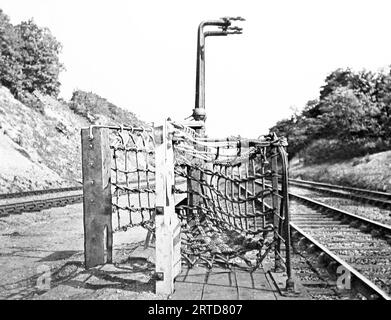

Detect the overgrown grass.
[
  {"left": 290, "top": 150, "right": 391, "bottom": 192},
  {"left": 69, "top": 90, "right": 146, "bottom": 127}
]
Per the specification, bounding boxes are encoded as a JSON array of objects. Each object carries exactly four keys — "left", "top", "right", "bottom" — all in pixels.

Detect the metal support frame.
[
  {"left": 81, "top": 127, "right": 113, "bottom": 269},
  {"left": 271, "top": 146, "right": 284, "bottom": 272},
  {"left": 189, "top": 17, "right": 245, "bottom": 231},
  {"left": 278, "top": 144, "right": 295, "bottom": 291},
  {"left": 155, "top": 121, "right": 181, "bottom": 295},
  {"left": 193, "top": 17, "right": 245, "bottom": 128}
]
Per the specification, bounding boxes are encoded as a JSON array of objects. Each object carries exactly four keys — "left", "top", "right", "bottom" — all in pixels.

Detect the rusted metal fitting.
[
  {"left": 152, "top": 272, "right": 164, "bottom": 281},
  {"left": 155, "top": 206, "right": 164, "bottom": 216},
  {"left": 285, "top": 278, "right": 296, "bottom": 291},
  {"left": 192, "top": 108, "right": 207, "bottom": 121}
]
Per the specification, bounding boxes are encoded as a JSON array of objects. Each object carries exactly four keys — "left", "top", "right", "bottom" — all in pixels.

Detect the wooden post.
[
  {"left": 81, "top": 127, "right": 113, "bottom": 269},
  {"left": 155, "top": 121, "right": 181, "bottom": 295}
]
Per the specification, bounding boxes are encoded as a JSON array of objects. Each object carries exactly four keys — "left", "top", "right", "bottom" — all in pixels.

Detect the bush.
[
  {"left": 302, "top": 138, "right": 390, "bottom": 164},
  {"left": 69, "top": 90, "right": 144, "bottom": 126}
]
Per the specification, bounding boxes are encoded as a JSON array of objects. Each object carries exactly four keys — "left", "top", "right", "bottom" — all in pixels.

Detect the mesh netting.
[
  {"left": 108, "top": 126, "right": 156, "bottom": 234},
  {"left": 96, "top": 122, "right": 290, "bottom": 273},
  {"left": 171, "top": 123, "right": 290, "bottom": 271}
]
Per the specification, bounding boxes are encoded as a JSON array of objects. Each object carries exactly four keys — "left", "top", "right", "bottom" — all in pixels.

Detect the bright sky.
[{"left": 2, "top": 0, "right": 391, "bottom": 138}]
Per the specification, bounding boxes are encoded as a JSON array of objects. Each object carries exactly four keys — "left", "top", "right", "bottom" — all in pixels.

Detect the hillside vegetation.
[
  {"left": 271, "top": 68, "right": 391, "bottom": 164},
  {"left": 270, "top": 68, "right": 391, "bottom": 190},
  {"left": 0, "top": 86, "right": 146, "bottom": 193},
  {"left": 0, "top": 9, "right": 63, "bottom": 113},
  {"left": 0, "top": 9, "right": 146, "bottom": 192},
  {"left": 290, "top": 150, "right": 391, "bottom": 192}
]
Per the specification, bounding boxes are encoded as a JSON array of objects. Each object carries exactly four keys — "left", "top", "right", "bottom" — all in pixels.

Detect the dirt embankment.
[
  {"left": 0, "top": 87, "right": 88, "bottom": 192},
  {"left": 290, "top": 150, "right": 391, "bottom": 192},
  {"left": 0, "top": 86, "right": 145, "bottom": 193}
]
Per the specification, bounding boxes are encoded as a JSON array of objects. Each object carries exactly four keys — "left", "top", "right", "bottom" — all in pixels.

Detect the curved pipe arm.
[
  {"left": 204, "top": 31, "right": 227, "bottom": 37},
  {"left": 199, "top": 19, "right": 230, "bottom": 30},
  {"left": 193, "top": 17, "right": 245, "bottom": 124}
]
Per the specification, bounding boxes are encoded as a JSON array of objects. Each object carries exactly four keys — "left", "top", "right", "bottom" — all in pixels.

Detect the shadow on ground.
[{"left": 1, "top": 242, "right": 158, "bottom": 300}]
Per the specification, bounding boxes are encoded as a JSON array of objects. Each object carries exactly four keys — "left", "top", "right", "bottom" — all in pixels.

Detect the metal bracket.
[
  {"left": 152, "top": 272, "right": 164, "bottom": 281},
  {"left": 155, "top": 206, "right": 164, "bottom": 216}
]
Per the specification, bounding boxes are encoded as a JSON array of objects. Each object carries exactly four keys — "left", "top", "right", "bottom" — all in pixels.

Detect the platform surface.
[{"left": 171, "top": 265, "right": 282, "bottom": 300}]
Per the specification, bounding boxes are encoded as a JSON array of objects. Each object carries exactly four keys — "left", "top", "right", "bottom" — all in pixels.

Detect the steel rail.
[
  {"left": 289, "top": 179, "right": 391, "bottom": 208},
  {"left": 289, "top": 192, "right": 391, "bottom": 237},
  {"left": 0, "top": 194, "right": 83, "bottom": 217},
  {"left": 254, "top": 180, "right": 391, "bottom": 299},
  {"left": 259, "top": 179, "right": 391, "bottom": 235},
  {"left": 0, "top": 186, "right": 82, "bottom": 200},
  {"left": 0, "top": 179, "right": 188, "bottom": 217},
  {"left": 290, "top": 178, "right": 391, "bottom": 198},
  {"left": 290, "top": 223, "right": 390, "bottom": 300}
]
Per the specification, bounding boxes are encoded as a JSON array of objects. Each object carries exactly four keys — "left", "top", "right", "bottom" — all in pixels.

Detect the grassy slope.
[
  {"left": 0, "top": 86, "right": 145, "bottom": 192},
  {"left": 289, "top": 150, "right": 391, "bottom": 192}
]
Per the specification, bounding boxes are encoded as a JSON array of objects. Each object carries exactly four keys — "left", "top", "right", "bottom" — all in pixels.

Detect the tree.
[
  {"left": 0, "top": 12, "right": 64, "bottom": 99},
  {"left": 373, "top": 68, "right": 391, "bottom": 138},
  {"left": 314, "top": 87, "right": 381, "bottom": 141},
  {"left": 269, "top": 68, "right": 389, "bottom": 160},
  {"left": 0, "top": 10, "right": 22, "bottom": 94},
  {"left": 270, "top": 115, "right": 310, "bottom": 159},
  {"left": 319, "top": 68, "right": 376, "bottom": 102},
  {"left": 15, "top": 19, "right": 64, "bottom": 96}
]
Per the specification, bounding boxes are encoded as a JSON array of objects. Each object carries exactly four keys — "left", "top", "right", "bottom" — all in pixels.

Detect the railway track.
[
  {"left": 0, "top": 186, "right": 82, "bottom": 201},
  {"left": 0, "top": 189, "right": 83, "bottom": 217},
  {"left": 289, "top": 178, "right": 391, "bottom": 209},
  {"left": 253, "top": 180, "right": 391, "bottom": 299},
  {"left": 290, "top": 192, "right": 391, "bottom": 238},
  {"left": 289, "top": 192, "right": 391, "bottom": 300},
  {"left": 0, "top": 178, "right": 187, "bottom": 218},
  {"left": 290, "top": 223, "right": 390, "bottom": 300}
]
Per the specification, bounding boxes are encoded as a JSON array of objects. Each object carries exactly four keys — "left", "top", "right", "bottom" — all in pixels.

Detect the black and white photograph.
[{"left": 0, "top": 0, "right": 390, "bottom": 308}]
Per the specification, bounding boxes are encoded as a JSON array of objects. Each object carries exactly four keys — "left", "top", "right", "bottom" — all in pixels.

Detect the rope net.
[
  {"left": 107, "top": 126, "right": 156, "bottom": 234},
  {"left": 171, "top": 122, "right": 290, "bottom": 271},
  {"left": 95, "top": 122, "right": 290, "bottom": 273}
]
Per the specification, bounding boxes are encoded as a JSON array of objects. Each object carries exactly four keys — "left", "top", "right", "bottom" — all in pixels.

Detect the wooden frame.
[
  {"left": 81, "top": 127, "right": 113, "bottom": 269},
  {"left": 154, "top": 121, "right": 181, "bottom": 295}
]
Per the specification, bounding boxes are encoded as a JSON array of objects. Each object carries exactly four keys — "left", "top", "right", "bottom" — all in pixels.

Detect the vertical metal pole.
[
  {"left": 191, "top": 18, "right": 244, "bottom": 219},
  {"left": 81, "top": 127, "right": 113, "bottom": 269},
  {"left": 194, "top": 23, "right": 206, "bottom": 117},
  {"left": 279, "top": 145, "right": 295, "bottom": 291},
  {"left": 155, "top": 121, "right": 181, "bottom": 295},
  {"left": 249, "top": 158, "right": 256, "bottom": 230},
  {"left": 191, "top": 23, "right": 207, "bottom": 221},
  {"left": 193, "top": 17, "right": 243, "bottom": 125},
  {"left": 271, "top": 146, "right": 283, "bottom": 272}
]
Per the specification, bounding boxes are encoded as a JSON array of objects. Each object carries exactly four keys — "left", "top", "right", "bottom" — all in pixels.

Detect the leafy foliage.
[
  {"left": 270, "top": 67, "right": 391, "bottom": 163},
  {"left": 0, "top": 10, "right": 22, "bottom": 95},
  {"left": 0, "top": 10, "right": 63, "bottom": 110},
  {"left": 15, "top": 19, "right": 64, "bottom": 96},
  {"left": 70, "top": 90, "right": 145, "bottom": 126}
]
